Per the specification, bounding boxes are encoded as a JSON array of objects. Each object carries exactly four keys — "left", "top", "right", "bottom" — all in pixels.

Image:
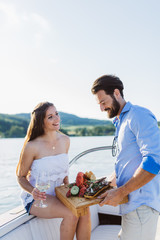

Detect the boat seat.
[
  {"left": 1, "top": 204, "right": 121, "bottom": 240},
  {"left": 90, "top": 204, "right": 121, "bottom": 240},
  {"left": 91, "top": 225, "right": 121, "bottom": 240}
]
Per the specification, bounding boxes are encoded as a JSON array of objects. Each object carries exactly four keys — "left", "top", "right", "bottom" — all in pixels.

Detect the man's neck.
[{"left": 117, "top": 99, "right": 126, "bottom": 118}]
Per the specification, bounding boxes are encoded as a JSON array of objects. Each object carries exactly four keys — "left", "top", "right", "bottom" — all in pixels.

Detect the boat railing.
[{"left": 69, "top": 145, "right": 113, "bottom": 166}]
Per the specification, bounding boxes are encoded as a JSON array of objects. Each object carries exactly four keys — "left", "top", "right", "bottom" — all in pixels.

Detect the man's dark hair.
[{"left": 91, "top": 75, "right": 124, "bottom": 98}]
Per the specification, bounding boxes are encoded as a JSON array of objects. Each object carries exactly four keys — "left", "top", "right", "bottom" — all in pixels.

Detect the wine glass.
[{"left": 34, "top": 171, "right": 50, "bottom": 208}]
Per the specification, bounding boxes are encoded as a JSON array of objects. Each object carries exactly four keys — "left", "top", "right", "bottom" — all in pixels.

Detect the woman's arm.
[
  {"left": 17, "top": 142, "right": 46, "bottom": 200},
  {"left": 17, "top": 142, "right": 35, "bottom": 193}
]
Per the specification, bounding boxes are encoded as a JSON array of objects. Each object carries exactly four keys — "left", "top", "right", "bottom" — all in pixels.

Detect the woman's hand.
[
  {"left": 31, "top": 188, "right": 46, "bottom": 201},
  {"left": 63, "top": 176, "right": 69, "bottom": 185}
]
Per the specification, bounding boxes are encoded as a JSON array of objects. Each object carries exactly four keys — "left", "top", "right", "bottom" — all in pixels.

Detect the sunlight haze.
[{"left": 0, "top": 0, "right": 160, "bottom": 120}]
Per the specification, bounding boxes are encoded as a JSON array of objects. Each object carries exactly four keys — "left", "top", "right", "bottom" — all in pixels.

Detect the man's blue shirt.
[{"left": 114, "top": 102, "right": 160, "bottom": 214}]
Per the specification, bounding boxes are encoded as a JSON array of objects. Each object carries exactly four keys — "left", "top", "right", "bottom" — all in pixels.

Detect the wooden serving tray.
[
  {"left": 55, "top": 185, "right": 101, "bottom": 217},
  {"left": 55, "top": 185, "right": 128, "bottom": 217}
]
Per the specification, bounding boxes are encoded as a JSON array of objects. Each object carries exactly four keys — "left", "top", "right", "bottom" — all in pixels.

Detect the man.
[{"left": 91, "top": 75, "right": 160, "bottom": 240}]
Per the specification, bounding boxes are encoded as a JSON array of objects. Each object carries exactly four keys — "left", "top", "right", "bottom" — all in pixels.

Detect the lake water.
[{"left": 0, "top": 136, "right": 115, "bottom": 215}]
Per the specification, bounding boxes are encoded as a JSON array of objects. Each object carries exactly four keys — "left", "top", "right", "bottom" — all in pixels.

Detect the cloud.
[
  {"left": 0, "top": 2, "right": 19, "bottom": 26},
  {"left": 0, "top": 2, "right": 51, "bottom": 48},
  {"left": 21, "top": 12, "right": 51, "bottom": 47},
  {"left": 0, "top": 2, "right": 50, "bottom": 31}
]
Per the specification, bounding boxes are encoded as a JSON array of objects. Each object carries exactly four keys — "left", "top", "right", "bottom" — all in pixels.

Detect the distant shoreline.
[{"left": 0, "top": 112, "right": 114, "bottom": 138}]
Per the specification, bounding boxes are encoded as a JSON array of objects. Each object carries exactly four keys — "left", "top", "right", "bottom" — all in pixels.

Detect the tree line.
[
  {"left": 0, "top": 113, "right": 159, "bottom": 138},
  {"left": 0, "top": 114, "right": 115, "bottom": 138}
]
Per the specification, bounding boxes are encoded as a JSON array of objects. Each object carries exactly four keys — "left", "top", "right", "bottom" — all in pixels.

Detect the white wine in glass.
[{"left": 34, "top": 171, "right": 50, "bottom": 208}]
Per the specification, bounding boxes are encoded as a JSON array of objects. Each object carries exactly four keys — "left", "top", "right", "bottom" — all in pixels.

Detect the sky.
[{"left": 0, "top": 0, "right": 160, "bottom": 120}]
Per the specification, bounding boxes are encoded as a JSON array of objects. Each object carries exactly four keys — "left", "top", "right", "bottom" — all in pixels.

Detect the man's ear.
[{"left": 113, "top": 89, "right": 121, "bottom": 98}]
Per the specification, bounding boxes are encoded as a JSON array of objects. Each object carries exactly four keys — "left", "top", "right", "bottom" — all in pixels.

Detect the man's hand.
[
  {"left": 98, "top": 168, "right": 156, "bottom": 207},
  {"left": 98, "top": 188, "right": 125, "bottom": 207}
]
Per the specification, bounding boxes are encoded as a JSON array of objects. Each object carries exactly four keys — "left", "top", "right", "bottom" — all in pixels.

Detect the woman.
[{"left": 16, "top": 102, "right": 91, "bottom": 240}]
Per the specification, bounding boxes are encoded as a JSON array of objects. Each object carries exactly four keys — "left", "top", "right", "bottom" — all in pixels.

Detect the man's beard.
[{"left": 105, "top": 96, "right": 120, "bottom": 118}]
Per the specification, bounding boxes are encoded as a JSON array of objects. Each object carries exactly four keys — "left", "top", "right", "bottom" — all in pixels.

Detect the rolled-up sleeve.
[
  {"left": 129, "top": 108, "right": 160, "bottom": 174},
  {"left": 141, "top": 156, "right": 160, "bottom": 174}
]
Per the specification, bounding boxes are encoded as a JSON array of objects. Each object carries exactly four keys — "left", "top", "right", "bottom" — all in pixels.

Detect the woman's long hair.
[
  {"left": 27, "top": 102, "right": 54, "bottom": 142},
  {"left": 16, "top": 102, "right": 54, "bottom": 176}
]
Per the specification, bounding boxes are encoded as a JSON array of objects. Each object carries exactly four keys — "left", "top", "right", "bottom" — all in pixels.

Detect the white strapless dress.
[{"left": 21, "top": 153, "right": 69, "bottom": 207}]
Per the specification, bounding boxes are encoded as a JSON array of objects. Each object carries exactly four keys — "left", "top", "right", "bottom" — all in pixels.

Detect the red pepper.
[{"left": 76, "top": 172, "right": 84, "bottom": 187}]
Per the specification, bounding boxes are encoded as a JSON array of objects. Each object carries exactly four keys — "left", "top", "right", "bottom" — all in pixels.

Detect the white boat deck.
[{"left": 0, "top": 205, "right": 160, "bottom": 240}]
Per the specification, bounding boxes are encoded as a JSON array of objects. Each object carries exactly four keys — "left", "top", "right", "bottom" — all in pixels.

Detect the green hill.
[
  {"left": 15, "top": 112, "right": 110, "bottom": 126},
  {"left": 0, "top": 113, "right": 29, "bottom": 138},
  {"left": 0, "top": 112, "right": 114, "bottom": 138}
]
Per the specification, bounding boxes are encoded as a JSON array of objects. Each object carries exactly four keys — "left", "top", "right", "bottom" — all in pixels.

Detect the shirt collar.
[
  {"left": 120, "top": 101, "right": 132, "bottom": 115},
  {"left": 113, "top": 102, "right": 132, "bottom": 126}
]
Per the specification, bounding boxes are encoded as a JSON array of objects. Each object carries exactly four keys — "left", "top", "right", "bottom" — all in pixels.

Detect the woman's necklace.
[
  {"left": 51, "top": 140, "right": 57, "bottom": 150},
  {"left": 44, "top": 138, "right": 57, "bottom": 150}
]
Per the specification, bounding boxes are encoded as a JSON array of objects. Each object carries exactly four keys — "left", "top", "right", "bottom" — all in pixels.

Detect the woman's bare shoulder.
[
  {"left": 23, "top": 139, "right": 39, "bottom": 156},
  {"left": 57, "top": 132, "right": 70, "bottom": 153},
  {"left": 25, "top": 139, "right": 36, "bottom": 149},
  {"left": 58, "top": 131, "right": 70, "bottom": 143}
]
